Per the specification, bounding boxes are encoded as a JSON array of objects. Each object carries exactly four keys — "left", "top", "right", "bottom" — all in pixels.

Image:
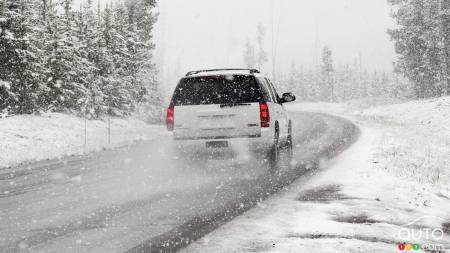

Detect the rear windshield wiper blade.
[{"left": 220, "top": 103, "right": 251, "bottom": 108}]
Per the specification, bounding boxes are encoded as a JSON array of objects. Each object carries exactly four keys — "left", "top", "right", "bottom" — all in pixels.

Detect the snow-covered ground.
[
  {"left": 183, "top": 97, "right": 450, "bottom": 253},
  {"left": 293, "top": 97, "right": 450, "bottom": 187},
  {"left": 0, "top": 113, "right": 164, "bottom": 168}
]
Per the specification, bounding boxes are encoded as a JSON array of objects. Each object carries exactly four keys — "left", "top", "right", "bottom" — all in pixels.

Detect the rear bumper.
[
  {"left": 174, "top": 134, "right": 261, "bottom": 141},
  {"left": 171, "top": 128, "right": 273, "bottom": 153}
]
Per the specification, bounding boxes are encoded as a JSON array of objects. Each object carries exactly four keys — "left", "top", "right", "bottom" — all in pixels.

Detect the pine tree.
[
  {"left": 296, "top": 65, "right": 307, "bottom": 101},
  {"left": 42, "top": 0, "right": 94, "bottom": 112},
  {"left": 369, "top": 71, "right": 381, "bottom": 97},
  {"left": 321, "top": 46, "right": 334, "bottom": 102},
  {"left": 123, "top": 0, "right": 159, "bottom": 114},
  {"left": 243, "top": 39, "right": 256, "bottom": 68},
  {"left": 388, "top": 0, "right": 449, "bottom": 97},
  {"left": 255, "top": 23, "right": 268, "bottom": 70},
  {"left": 0, "top": 0, "right": 46, "bottom": 113},
  {"left": 101, "top": 2, "right": 135, "bottom": 116},
  {"left": 75, "top": 0, "right": 109, "bottom": 117},
  {"left": 336, "top": 64, "right": 353, "bottom": 101},
  {"left": 287, "top": 62, "right": 296, "bottom": 93},
  {"left": 304, "top": 67, "right": 317, "bottom": 101}
]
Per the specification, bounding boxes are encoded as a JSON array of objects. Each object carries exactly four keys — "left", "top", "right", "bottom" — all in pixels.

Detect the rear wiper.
[{"left": 220, "top": 103, "right": 251, "bottom": 108}]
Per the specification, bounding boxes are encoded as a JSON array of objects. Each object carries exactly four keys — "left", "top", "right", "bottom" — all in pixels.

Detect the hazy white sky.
[{"left": 91, "top": 0, "right": 397, "bottom": 92}]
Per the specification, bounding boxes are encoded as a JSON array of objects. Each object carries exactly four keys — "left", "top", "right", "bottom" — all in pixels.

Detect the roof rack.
[{"left": 185, "top": 68, "right": 260, "bottom": 76}]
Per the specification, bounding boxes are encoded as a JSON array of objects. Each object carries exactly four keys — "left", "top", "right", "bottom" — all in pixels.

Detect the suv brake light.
[
  {"left": 166, "top": 106, "right": 174, "bottom": 131},
  {"left": 259, "top": 102, "right": 270, "bottom": 127}
]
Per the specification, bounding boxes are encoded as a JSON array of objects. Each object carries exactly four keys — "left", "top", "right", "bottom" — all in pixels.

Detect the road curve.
[{"left": 0, "top": 112, "right": 358, "bottom": 253}]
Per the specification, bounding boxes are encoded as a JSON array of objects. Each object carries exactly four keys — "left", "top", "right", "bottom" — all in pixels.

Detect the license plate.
[{"left": 206, "top": 141, "right": 228, "bottom": 148}]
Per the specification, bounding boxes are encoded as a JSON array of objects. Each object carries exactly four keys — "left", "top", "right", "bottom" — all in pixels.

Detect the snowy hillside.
[
  {"left": 290, "top": 97, "right": 450, "bottom": 187},
  {"left": 0, "top": 113, "right": 164, "bottom": 168},
  {"left": 353, "top": 97, "right": 450, "bottom": 186}
]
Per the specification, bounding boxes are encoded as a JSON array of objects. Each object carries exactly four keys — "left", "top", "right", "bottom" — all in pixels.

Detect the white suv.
[{"left": 166, "top": 69, "right": 296, "bottom": 167}]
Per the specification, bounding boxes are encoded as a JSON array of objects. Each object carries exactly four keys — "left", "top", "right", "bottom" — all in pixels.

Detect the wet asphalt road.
[{"left": 0, "top": 111, "right": 358, "bottom": 253}]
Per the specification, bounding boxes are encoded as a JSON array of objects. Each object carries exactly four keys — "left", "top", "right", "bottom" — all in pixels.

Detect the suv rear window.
[{"left": 170, "top": 75, "right": 267, "bottom": 106}]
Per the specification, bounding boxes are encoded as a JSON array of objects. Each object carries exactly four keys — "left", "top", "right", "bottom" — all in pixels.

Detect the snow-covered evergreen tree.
[
  {"left": 0, "top": 0, "right": 160, "bottom": 118},
  {"left": 255, "top": 23, "right": 268, "bottom": 70},
  {"left": 123, "top": 0, "right": 160, "bottom": 116},
  {"left": 388, "top": 0, "right": 449, "bottom": 98},
  {"left": 243, "top": 39, "right": 256, "bottom": 69},
  {"left": 41, "top": 0, "right": 92, "bottom": 112},
  {"left": 0, "top": 0, "right": 46, "bottom": 114},
  {"left": 320, "top": 46, "right": 334, "bottom": 102}
]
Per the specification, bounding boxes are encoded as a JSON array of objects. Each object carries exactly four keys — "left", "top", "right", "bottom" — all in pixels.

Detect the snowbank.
[{"left": 0, "top": 113, "right": 164, "bottom": 168}]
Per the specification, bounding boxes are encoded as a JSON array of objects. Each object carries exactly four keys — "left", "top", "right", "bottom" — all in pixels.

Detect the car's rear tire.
[
  {"left": 287, "top": 121, "right": 293, "bottom": 158},
  {"left": 268, "top": 123, "right": 280, "bottom": 171},
  {"left": 284, "top": 121, "right": 294, "bottom": 170}
]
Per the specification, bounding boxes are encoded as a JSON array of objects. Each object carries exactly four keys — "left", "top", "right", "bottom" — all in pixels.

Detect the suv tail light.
[
  {"left": 166, "top": 106, "right": 174, "bottom": 131},
  {"left": 259, "top": 102, "right": 270, "bottom": 127}
]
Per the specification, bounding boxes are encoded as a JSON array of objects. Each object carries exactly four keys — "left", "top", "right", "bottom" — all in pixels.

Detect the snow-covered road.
[{"left": 0, "top": 112, "right": 357, "bottom": 253}]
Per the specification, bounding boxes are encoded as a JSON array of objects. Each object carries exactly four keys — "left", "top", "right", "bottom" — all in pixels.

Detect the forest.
[
  {"left": 0, "top": 0, "right": 448, "bottom": 118},
  {"left": 0, "top": 0, "right": 161, "bottom": 120}
]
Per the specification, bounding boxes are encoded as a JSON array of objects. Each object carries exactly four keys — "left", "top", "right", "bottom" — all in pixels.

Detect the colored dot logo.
[{"left": 398, "top": 243, "right": 420, "bottom": 251}]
